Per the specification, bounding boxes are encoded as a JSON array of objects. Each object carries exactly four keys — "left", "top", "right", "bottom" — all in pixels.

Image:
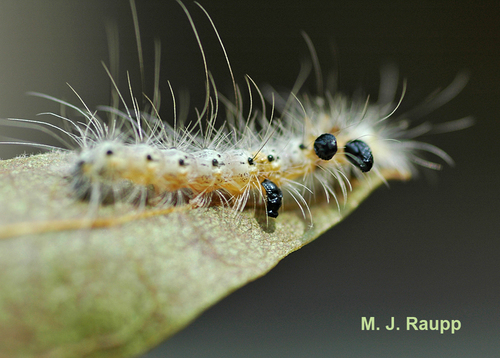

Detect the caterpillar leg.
[{"left": 261, "top": 179, "right": 283, "bottom": 218}]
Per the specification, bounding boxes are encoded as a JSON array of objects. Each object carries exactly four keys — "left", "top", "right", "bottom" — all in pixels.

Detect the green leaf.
[{"left": 0, "top": 152, "right": 404, "bottom": 357}]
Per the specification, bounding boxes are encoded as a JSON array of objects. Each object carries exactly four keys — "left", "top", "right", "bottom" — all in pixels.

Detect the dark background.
[{"left": 0, "top": 1, "right": 498, "bottom": 357}]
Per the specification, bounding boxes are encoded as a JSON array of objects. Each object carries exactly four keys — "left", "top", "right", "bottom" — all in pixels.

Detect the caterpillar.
[{"left": 1, "top": 1, "right": 472, "bottom": 224}]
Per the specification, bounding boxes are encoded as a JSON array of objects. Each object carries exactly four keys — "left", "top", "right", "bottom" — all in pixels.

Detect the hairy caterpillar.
[
  {"left": 0, "top": 2, "right": 483, "bottom": 357},
  {"left": 0, "top": 1, "right": 472, "bottom": 224}
]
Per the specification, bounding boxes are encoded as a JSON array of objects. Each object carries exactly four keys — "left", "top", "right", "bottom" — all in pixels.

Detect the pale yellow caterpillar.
[
  {"left": 0, "top": 2, "right": 480, "bottom": 356},
  {"left": 1, "top": 1, "right": 472, "bottom": 223}
]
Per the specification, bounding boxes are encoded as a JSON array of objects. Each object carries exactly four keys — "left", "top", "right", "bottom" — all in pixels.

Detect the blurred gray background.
[{"left": 0, "top": 0, "right": 498, "bottom": 357}]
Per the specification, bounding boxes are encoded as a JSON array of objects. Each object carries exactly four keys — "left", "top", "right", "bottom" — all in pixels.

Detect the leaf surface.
[{"left": 0, "top": 152, "right": 402, "bottom": 357}]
